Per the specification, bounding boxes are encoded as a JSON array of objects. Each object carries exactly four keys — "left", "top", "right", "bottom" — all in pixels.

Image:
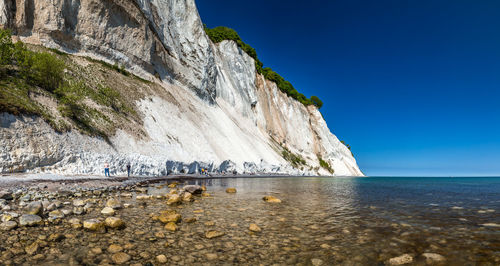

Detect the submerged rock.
[
  {"left": 108, "top": 244, "right": 123, "bottom": 253},
  {"left": 112, "top": 252, "right": 131, "bottom": 264},
  {"left": 68, "top": 218, "right": 82, "bottom": 229},
  {"left": 25, "top": 242, "right": 39, "bottom": 255},
  {"left": 158, "top": 210, "right": 181, "bottom": 224},
  {"left": 182, "top": 192, "right": 193, "bottom": 202},
  {"left": 106, "top": 198, "right": 122, "bottom": 209},
  {"left": 388, "top": 254, "right": 413, "bottom": 265},
  {"left": 83, "top": 219, "right": 105, "bottom": 232},
  {"left": 156, "top": 254, "right": 168, "bottom": 263},
  {"left": 183, "top": 185, "right": 202, "bottom": 194},
  {"left": 205, "top": 230, "right": 225, "bottom": 239},
  {"left": 422, "top": 253, "right": 446, "bottom": 264},
  {"left": 167, "top": 194, "right": 181, "bottom": 205},
  {"left": 164, "top": 222, "right": 178, "bottom": 232},
  {"left": 249, "top": 223, "right": 262, "bottom": 232},
  {"left": 101, "top": 207, "right": 115, "bottom": 215},
  {"left": 263, "top": 196, "right": 281, "bottom": 203},
  {"left": 105, "top": 217, "right": 125, "bottom": 229}
]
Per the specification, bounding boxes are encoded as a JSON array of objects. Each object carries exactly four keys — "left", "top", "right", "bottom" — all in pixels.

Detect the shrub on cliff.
[
  {"left": 310, "top": 96, "right": 323, "bottom": 109},
  {"left": 318, "top": 156, "right": 334, "bottom": 174},
  {"left": 30, "top": 52, "right": 65, "bottom": 92},
  {"left": 0, "top": 29, "right": 13, "bottom": 66},
  {"left": 204, "top": 26, "right": 321, "bottom": 108}
]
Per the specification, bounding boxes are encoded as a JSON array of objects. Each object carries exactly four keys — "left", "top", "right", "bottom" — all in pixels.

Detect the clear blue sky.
[{"left": 196, "top": 0, "right": 500, "bottom": 177}]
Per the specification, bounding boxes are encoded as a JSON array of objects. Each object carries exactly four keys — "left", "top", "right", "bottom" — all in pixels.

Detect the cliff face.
[{"left": 0, "top": 0, "right": 363, "bottom": 176}]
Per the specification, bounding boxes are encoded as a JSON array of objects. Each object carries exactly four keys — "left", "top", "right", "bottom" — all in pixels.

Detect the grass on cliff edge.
[
  {"left": 0, "top": 29, "right": 144, "bottom": 141},
  {"left": 204, "top": 25, "right": 323, "bottom": 109}
]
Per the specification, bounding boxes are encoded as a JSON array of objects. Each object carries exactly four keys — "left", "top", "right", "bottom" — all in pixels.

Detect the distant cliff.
[{"left": 0, "top": 0, "right": 363, "bottom": 176}]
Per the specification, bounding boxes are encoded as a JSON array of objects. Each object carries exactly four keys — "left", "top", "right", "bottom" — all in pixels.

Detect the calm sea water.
[
  {"left": 9, "top": 176, "right": 496, "bottom": 265},
  {"left": 177, "top": 176, "right": 500, "bottom": 264}
]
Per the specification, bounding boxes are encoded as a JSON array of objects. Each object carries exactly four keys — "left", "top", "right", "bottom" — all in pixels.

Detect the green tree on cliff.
[{"left": 310, "top": 96, "right": 323, "bottom": 109}]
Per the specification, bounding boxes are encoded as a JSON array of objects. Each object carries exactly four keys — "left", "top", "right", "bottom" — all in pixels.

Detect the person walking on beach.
[
  {"left": 104, "top": 162, "right": 110, "bottom": 177},
  {"left": 126, "top": 163, "right": 131, "bottom": 177}
]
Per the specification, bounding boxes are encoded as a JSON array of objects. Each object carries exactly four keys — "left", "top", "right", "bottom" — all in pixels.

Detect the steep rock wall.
[{"left": 0, "top": 0, "right": 363, "bottom": 176}]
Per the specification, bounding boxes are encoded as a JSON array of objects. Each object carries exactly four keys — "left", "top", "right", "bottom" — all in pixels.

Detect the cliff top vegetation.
[
  {"left": 204, "top": 26, "right": 323, "bottom": 109},
  {"left": 0, "top": 29, "right": 157, "bottom": 142}
]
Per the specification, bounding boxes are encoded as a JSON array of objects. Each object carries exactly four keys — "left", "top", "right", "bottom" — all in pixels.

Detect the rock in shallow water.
[
  {"left": 83, "top": 219, "right": 105, "bottom": 232},
  {"left": 68, "top": 218, "right": 82, "bottom": 229},
  {"left": 106, "top": 198, "right": 122, "bottom": 209},
  {"left": 156, "top": 254, "right": 168, "bottom": 263},
  {"left": 19, "top": 214, "right": 43, "bottom": 226},
  {"left": 205, "top": 230, "right": 225, "bottom": 239},
  {"left": 105, "top": 217, "right": 125, "bottom": 229},
  {"left": 164, "top": 222, "right": 178, "bottom": 232},
  {"left": 101, "top": 207, "right": 115, "bottom": 215},
  {"left": 388, "top": 254, "right": 413, "bottom": 265},
  {"left": 422, "top": 253, "right": 445, "bottom": 264},
  {"left": 249, "top": 223, "right": 262, "bottom": 232},
  {"left": 167, "top": 194, "right": 181, "bottom": 205},
  {"left": 158, "top": 210, "right": 181, "bottom": 224},
  {"left": 183, "top": 185, "right": 202, "bottom": 194},
  {"left": 263, "top": 196, "right": 281, "bottom": 203},
  {"left": 112, "top": 252, "right": 131, "bottom": 264}
]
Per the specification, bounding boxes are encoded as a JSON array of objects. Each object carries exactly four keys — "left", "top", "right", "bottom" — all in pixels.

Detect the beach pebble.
[
  {"left": 101, "top": 207, "right": 115, "bottom": 215},
  {"left": 108, "top": 244, "right": 123, "bottom": 253},
  {"left": 25, "top": 242, "right": 39, "bottom": 255},
  {"left": 72, "top": 199, "right": 85, "bottom": 207},
  {"left": 106, "top": 198, "right": 122, "bottom": 209},
  {"left": 111, "top": 252, "right": 131, "bottom": 264},
  {"left": 0, "top": 221, "right": 17, "bottom": 231},
  {"left": 156, "top": 254, "right": 168, "bottom": 263},
  {"left": 311, "top": 258, "right": 324, "bottom": 266},
  {"left": 19, "top": 214, "right": 43, "bottom": 226},
  {"left": 68, "top": 218, "right": 82, "bottom": 229},
  {"left": 25, "top": 201, "right": 43, "bottom": 215},
  {"left": 205, "top": 253, "right": 218, "bottom": 260},
  {"left": 388, "top": 254, "right": 413, "bottom": 265},
  {"left": 422, "top": 253, "right": 446, "bottom": 264}
]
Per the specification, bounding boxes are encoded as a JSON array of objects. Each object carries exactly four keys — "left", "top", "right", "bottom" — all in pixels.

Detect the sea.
[{"left": 175, "top": 176, "right": 500, "bottom": 264}]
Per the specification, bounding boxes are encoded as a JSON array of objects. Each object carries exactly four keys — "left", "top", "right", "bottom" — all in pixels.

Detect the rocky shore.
[
  {"left": 0, "top": 175, "right": 495, "bottom": 265},
  {"left": 0, "top": 176, "right": 292, "bottom": 265}
]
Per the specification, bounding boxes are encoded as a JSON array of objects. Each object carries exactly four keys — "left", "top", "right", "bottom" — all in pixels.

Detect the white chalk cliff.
[{"left": 0, "top": 0, "right": 363, "bottom": 176}]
